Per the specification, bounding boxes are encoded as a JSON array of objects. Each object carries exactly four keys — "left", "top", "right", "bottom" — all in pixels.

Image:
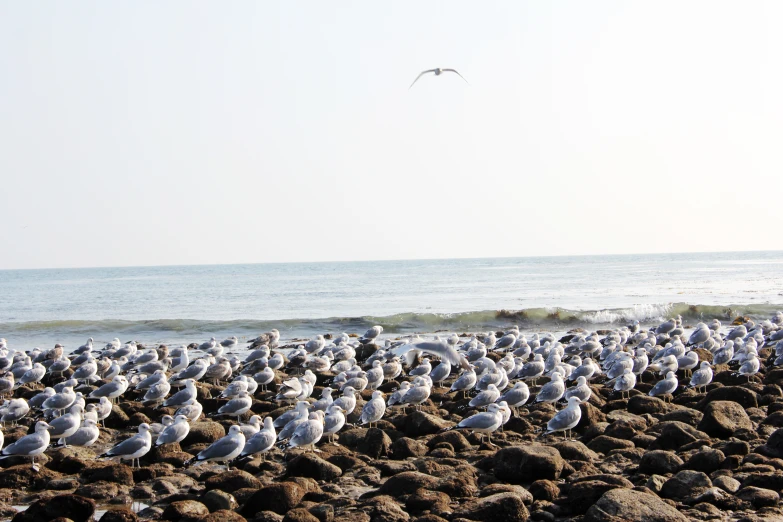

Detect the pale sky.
[{"left": 1, "top": 1, "right": 782, "bottom": 270}]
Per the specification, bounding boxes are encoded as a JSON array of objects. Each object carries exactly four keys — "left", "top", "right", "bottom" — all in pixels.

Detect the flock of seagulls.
[{"left": 0, "top": 311, "right": 780, "bottom": 470}]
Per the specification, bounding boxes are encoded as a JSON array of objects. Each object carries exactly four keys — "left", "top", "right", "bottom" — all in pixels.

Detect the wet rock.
[
  {"left": 736, "top": 486, "right": 779, "bottom": 507},
  {"left": 577, "top": 403, "right": 606, "bottom": 429},
  {"left": 682, "top": 448, "right": 725, "bottom": 473},
  {"left": 81, "top": 463, "right": 135, "bottom": 486},
  {"left": 391, "top": 437, "right": 428, "bottom": 459},
  {"left": 202, "top": 489, "right": 239, "bottom": 512},
  {"left": 639, "top": 450, "right": 684, "bottom": 475},
  {"left": 358, "top": 428, "right": 392, "bottom": 459},
  {"left": 701, "top": 386, "right": 758, "bottom": 409},
  {"left": 494, "top": 445, "right": 564, "bottom": 482},
  {"left": 528, "top": 480, "right": 559, "bottom": 501},
  {"left": 74, "top": 481, "right": 121, "bottom": 500},
  {"left": 161, "top": 500, "right": 209, "bottom": 520},
  {"left": 12, "top": 494, "right": 95, "bottom": 522},
  {"left": 587, "top": 435, "right": 635, "bottom": 454},
  {"left": 48, "top": 477, "right": 79, "bottom": 490},
  {"left": 659, "top": 408, "right": 703, "bottom": 427},
  {"left": 645, "top": 474, "right": 667, "bottom": 494},
  {"left": 698, "top": 401, "right": 754, "bottom": 438},
  {"left": 427, "top": 431, "right": 471, "bottom": 452},
  {"left": 452, "top": 492, "right": 529, "bottom": 522},
  {"left": 240, "top": 482, "right": 305, "bottom": 516},
  {"left": 99, "top": 508, "right": 138, "bottom": 522},
  {"left": 204, "top": 470, "right": 263, "bottom": 493},
  {"left": 603, "top": 419, "right": 638, "bottom": 439},
  {"left": 584, "top": 488, "right": 688, "bottom": 522},
  {"left": 0, "top": 464, "right": 60, "bottom": 489},
  {"left": 376, "top": 471, "right": 438, "bottom": 497},
  {"left": 46, "top": 447, "right": 96, "bottom": 474},
  {"left": 104, "top": 406, "right": 131, "bottom": 430},
  {"left": 660, "top": 470, "right": 712, "bottom": 500},
  {"left": 183, "top": 421, "right": 226, "bottom": 446},
  {"left": 713, "top": 475, "right": 741, "bottom": 493},
  {"left": 282, "top": 508, "right": 320, "bottom": 522},
  {"left": 405, "top": 489, "right": 451, "bottom": 515},
  {"left": 286, "top": 455, "right": 342, "bottom": 481},
  {"left": 553, "top": 440, "right": 598, "bottom": 462}
]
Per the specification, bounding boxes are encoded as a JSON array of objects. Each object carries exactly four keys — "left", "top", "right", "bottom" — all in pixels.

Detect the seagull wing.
[
  {"left": 409, "top": 69, "right": 437, "bottom": 89},
  {"left": 442, "top": 69, "right": 469, "bottom": 84},
  {"left": 393, "top": 341, "right": 470, "bottom": 370}
]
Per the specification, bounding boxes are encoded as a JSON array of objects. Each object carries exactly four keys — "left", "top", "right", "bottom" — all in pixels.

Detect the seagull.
[{"left": 409, "top": 68, "right": 469, "bottom": 89}]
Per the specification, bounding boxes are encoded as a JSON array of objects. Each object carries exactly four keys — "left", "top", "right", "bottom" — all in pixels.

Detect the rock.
[
  {"left": 645, "top": 475, "right": 667, "bottom": 494},
  {"left": 81, "top": 463, "right": 135, "bottom": 486},
  {"left": 377, "top": 472, "right": 438, "bottom": 497},
  {"left": 240, "top": 482, "right": 305, "bottom": 516},
  {"left": 0, "top": 464, "right": 60, "bottom": 489},
  {"left": 183, "top": 421, "right": 226, "bottom": 446},
  {"left": 553, "top": 441, "right": 598, "bottom": 462},
  {"left": 74, "top": 481, "right": 121, "bottom": 500},
  {"left": 286, "top": 455, "right": 342, "bottom": 481},
  {"left": 282, "top": 508, "right": 320, "bottom": 522},
  {"left": 701, "top": 386, "right": 758, "bottom": 409},
  {"left": 628, "top": 395, "right": 672, "bottom": 415},
  {"left": 639, "top": 450, "right": 684, "bottom": 475},
  {"left": 361, "top": 495, "right": 410, "bottom": 522},
  {"left": 161, "top": 500, "right": 210, "bottom": 520},
  {"left": 649, "top": 421, "right": 709, "bottom": 450},
  {"left": 756, "top": 427, "right": 783, "bottom": 458},
  {"left": 11, "top": 494, "right": 95, "bottom": 522},
  {"left": 698, "top": 401, "right": 753, "bottom": 438},
  {"left": 586, "top": 435, "right": 635, "bottom": 454},
  {"left": 659, "top": 408, "right": 703, "bottom": 427},
  {"left": 603, "top": 419, "right": 638, "bottom": 439},
  {"left": 736, "top": 486, "right": 780, "bottom": 508},
  {"left": 494, "top": 445, "right": 564, "bottom": 482},
  {"left": 682, "top": 448, "right": 725, "bottom": 473},
  {"left": 204, "top": 470, "right": 263, "bottom": 493},
  {"left": 713, "top": 475, "right": 741, "bottom": 493},
  {"left": 252, "top": 512, "right": 284, "bottom": 522},
  {"left": 560, "top": 480, "right": 622, "bottom": 514},
  {"left": 427, "top": 431, "right": 471, "bottom": 452},
  {"left": 479, "top": 484, "right": 533, "bottom": 504},
  {"left": 452, "top": 492, "right": 529, "bottom": 522},
  {"left": 202, "top": 489, "right": 238, "bottom": 512},
  {"left": 436, "top": 473, "right": 479, "bottom": 498},
  {"left": 391, "top": 437, "right": 428, "bottom": 459},
  {"left": 660, "top": 470, "right": 712, "bottom": 500},
  {"left": 47, "top": 447, "right": 97, "bottom": 474},
  {"left": 584, "top": 488, "right": 688, "bottom": 522},
  {"left": 528, "top": 480, "right": 560, "bottom": 501},
  {"left": 400, "top": 412, "right": 455, "bottom": 437},
  {"left": 201, "top": 510, "right": 247, "bottom": 522},
  {"left": 405, "top": 489, "right": 451, "bottom": 514},
  {"left": 99, "top": 509, "right": 138, "bottom": 522},
  {"left": 577, "top": 402, "right": 606, "bottom": 429},
  {"left": 308, "top": 504, "right": 334, "bottom": 522},
  {"left": 104, "top": 405, "right": 131, "bottom": 429},
  {"left": 358, "top": 428, "right": 392, "bottom": 459}
]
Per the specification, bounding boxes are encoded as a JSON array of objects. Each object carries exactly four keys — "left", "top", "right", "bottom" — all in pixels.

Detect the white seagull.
[{"left": 409, "top": 68, "right": 469, "bottom": 89}]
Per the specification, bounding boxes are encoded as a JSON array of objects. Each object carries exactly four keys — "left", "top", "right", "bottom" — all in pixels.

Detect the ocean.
[{"left": 1, "top": 251, "right": 782, "bottom": 351}]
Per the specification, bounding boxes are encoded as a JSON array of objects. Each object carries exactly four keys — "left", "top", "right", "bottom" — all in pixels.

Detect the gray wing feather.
[{"left": 198, "top": 436, "right": 242, "bottom": 460}]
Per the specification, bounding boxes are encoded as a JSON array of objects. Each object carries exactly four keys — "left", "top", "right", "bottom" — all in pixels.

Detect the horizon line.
[{"left": 1, "top": 248, "right": 781, "bottom": 272}]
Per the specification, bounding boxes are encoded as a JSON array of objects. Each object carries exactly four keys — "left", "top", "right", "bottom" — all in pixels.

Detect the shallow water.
[{"left": 0, "top": 251, "right": 781, "bottom": 348}]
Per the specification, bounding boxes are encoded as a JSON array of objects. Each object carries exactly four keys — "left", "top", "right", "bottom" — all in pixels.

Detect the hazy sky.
[{"left": 1, "top": 1, "right": 782, "bottom": 270}]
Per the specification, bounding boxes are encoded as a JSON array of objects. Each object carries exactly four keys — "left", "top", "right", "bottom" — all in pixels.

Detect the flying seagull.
[{"left": 409, "top": 68, "right": 469, "bottom": 89}]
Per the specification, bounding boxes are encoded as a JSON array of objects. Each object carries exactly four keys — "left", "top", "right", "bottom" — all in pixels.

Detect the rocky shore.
[{"left": 3, "top": 335, "right": 783, "bottom": 522}]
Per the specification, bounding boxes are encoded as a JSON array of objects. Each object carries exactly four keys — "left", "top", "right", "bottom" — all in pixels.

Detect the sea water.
[{"left": 0, "top": 251, "right": 781, "bottom": 350}]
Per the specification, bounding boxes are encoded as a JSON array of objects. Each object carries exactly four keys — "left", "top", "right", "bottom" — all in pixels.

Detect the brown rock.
[
  {"left": 286, "top": 454, "right": 342, "bottom": 481},
  {"left": 736, "top": 486, "right": 780, "bottom": 508},
  {"left": 0, "top": 464, "right": 60, "bottom": 489},
  {"left": 698, "top": 401, "right": 753, "bottom": 438},
  {"left": 11, "top": 494, "right": 95, "bottom": 522},
  {"left": 240, "top": 482, "right": 305, "bottom": 516},
  {"left": 452, "top": 492, "right": 529, "bottom": 522},
  {"left": 282, "top": 508, "right": 320, "bottom": 522},
  {"left": 584, "top": 488, "right": 688, "bottom": 522},
  {"left": 391, "top": 437, "right": 428, "bottom": 459},
  {"left": 493, "top": 445, "right": 564, "bottom": 482},
  {"left": 377, "top": 472, "right": 439, "bottom": 497},
  {"left": 201, "top": 510, "right": 247, "bottom": 522},
  {"left": 660, "top": 470, "right": 712, "bottom": 500},
  {"left": 204, "top": 470, "right": 262, "bottom": 493},
  {"left": 528, "top": 480, "right": 559, "bottom": 501},
  {"left": 81, "top": 463, "right": 135, "bottom": 486},
  {"left": 638, "top": 450, "right": 684, "bottom": 475},
  {"left": 99, "top": 508, "right": 138, "bottom": 522},
  {"left": 183, "top": 421, "right": 226, "bottom": 446},
  {"left": 161, "top": 500, "right": 209, "bottom": 520}
]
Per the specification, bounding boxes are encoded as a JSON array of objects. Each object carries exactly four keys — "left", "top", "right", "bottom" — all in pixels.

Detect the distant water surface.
[{"left": 0, "top": 251, "right": 781, "bottom": 349}]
